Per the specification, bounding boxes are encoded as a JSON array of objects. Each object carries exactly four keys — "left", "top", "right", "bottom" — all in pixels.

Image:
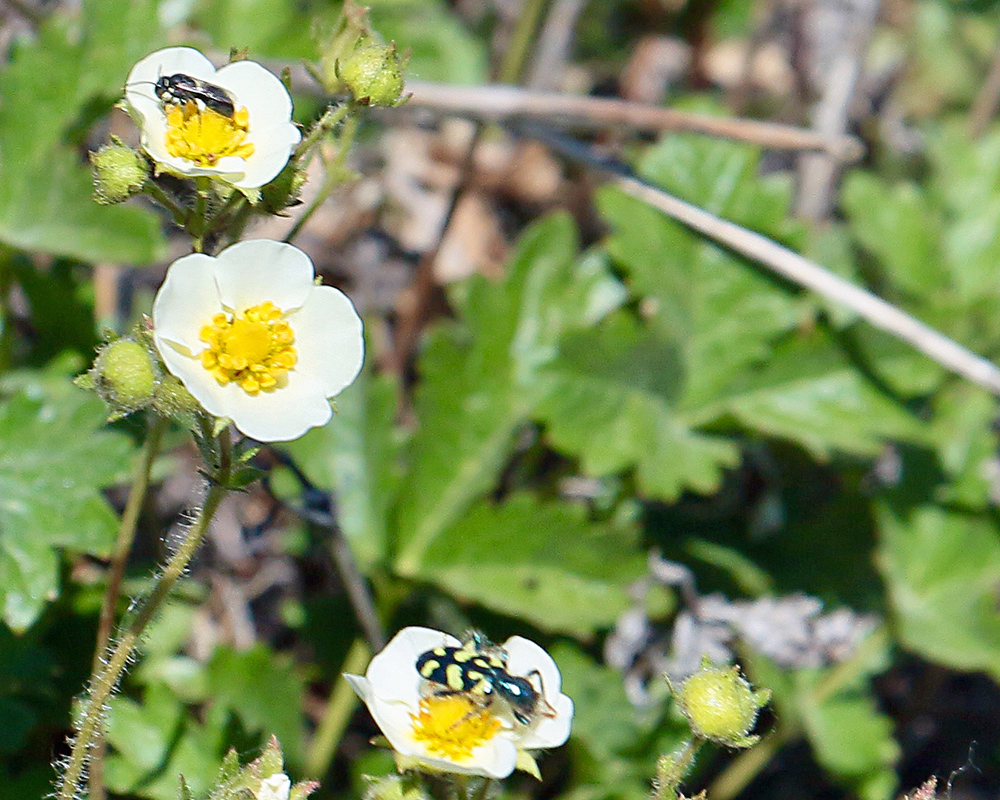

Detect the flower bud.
[
  {"left": 338, "top": 42, "right": 407, "bottom": 107},
  {"left": 86, "top": 338, "right": 159, "bottom": 416},
  {"left": 311, "top": 0, "right": 375, "bottom": 94},
  {"left": 91, "top": 141, "right": 148, "bottom": 204},
  {"left": 674, "top": 662, "right": 769, "bottom": 748}
]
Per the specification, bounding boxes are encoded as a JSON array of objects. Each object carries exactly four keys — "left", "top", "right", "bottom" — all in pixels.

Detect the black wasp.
[
  {"left": 146, "top": 73, "right": 236, "bottom": 117},
  {"left": 415, "top": 632, "right": 555, "bottom": 726}
]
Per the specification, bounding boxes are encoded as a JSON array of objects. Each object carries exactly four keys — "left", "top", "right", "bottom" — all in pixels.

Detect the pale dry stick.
[
  {"left": 275, "top": 60, "right": 863, "bottom": 160},
  {"left": 527, "top": 126, "right": 1000, "bottom": 396},
  {"left": 794, "top": 0, "right": 880, "bottom": 220},
  {"left": 525, "top": 0, "right": 588, "bottom": 90},
  {"left": 398, "top": 80, "right": 864, "bottom": 160}
]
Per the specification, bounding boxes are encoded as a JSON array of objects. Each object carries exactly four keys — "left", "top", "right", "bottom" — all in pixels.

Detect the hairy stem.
[
  {"left": 56, "top": 464, "right": 229, "bottom": 800},
  {"left": 88, "top": 415, "right": 167, "bottom": 800},
  {"left": 294, "top": 102, "right": 353, "bottom": 162}
]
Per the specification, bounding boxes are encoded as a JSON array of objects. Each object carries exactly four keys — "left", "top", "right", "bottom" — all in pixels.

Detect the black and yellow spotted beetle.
[{"left": 415, "top": 632, "right": 555, "bottom": 726}]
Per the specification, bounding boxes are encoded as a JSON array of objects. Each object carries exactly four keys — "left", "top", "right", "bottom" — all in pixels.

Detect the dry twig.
[
  {"left": 525, "top": 125, "right": 1000, "bottom": 395},
  {"left": 400, "top": 80, "right": 863, "bottom": 159}
]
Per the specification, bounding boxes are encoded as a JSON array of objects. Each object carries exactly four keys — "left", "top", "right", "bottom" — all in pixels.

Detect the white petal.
[
  {"left": 161, "top": 351, "right": 234, "bottom": 420},
  {"left": 152, "top": 252, "right": 221, "bottom": 353},
  {"left": 214, "top": 60, "right": 293, "bottom": 122},
  {"left": 212, "top": 61, "right": 300, "bottom": 188},
  {"left": 344, "top": 673, "right": 374, "bottom": 704},
  {"left": 291, "top": 286, "right": 364, "bottom": 398},
  {"left": 258, "top": 773, "right": 291, "bottom": 800},
  {"left": 212, "top": 61, "right": 299, "bottom": 188},
  {"left": 367, "top": 627, "right": 459, "bottom": 705},
  {"left": 516, "top": 693, "right": 573, "bottom": 749},
  {"left": 220, "top": 372, "right": 333, "bottom": 442},
  {"left": 371, "top": 698, "right": 518, "bottom": 779},
  {"left": 503, "top": 636, "right": 564, "bottom": 696},
  {"left": 233, "top": 123, "right": 301, "bottom": 189},
  {"left": 127, "top": 47, "right": 218, "bottom": 87},
  {"left": 500, "top": 636, "right": 573, "bottom": 748},
  {"left": 213, "top": 240, "right": 315, "bottom": 313},
  {"left": 138, "top": 114, "right": 171, "bottom": 162},
  {"left": 465, "top": 738, "right": 519, "bottom": 779}
]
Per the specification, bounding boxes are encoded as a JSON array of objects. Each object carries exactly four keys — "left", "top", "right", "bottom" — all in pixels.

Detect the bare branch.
[{"left": 527, "top": 125, "right": 1000, "bottom": 396}]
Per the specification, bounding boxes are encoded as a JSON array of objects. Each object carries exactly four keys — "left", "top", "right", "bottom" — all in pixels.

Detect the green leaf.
[
  {"left": 0, "top": 0, "right": 165, "bottom": 264},
  {"left": 841, "top": 172, "right": 946, "bottom": 295},
  {"left": 288, "top": 368, "right": 403, "bottom": 571},
  {"left": 206, "top": 646, "right": 306, "bottom": 768},
  {"left": 372, "top": 1, "right": 489, "bottom": 85},
  {"left": 105, "top": 683, "right": 227, "bottom": 800},
  {"left": 554, "top": 643, "right": 679, "bottom": 800},
  {"left": 598, "top": 136, "right": 807, "bottom": 406},
  {"left": 689, "top": 328, "right": 929, "bottom": 459},
  {"left": 795, "top": 636, "right": 899, "bottom": 800},
  {"left": 0, "top": 381, "right": 133, "bottom": 631},
  {"left": 11, "top": 257, "right": 99, "bottom": 364},
  {"left": 395, "top": 214, "right": 624, "bottom": 573},
  {"left": 876, "top": 503, "right": 1000, "bottom": 680},
  {"left": 926, "top": 121, "right": 1000, "bottom": 302},
  {"left": 546, "top": 138, "right": 930, "bottom": 499},
  {"left": 135, "top": 601, "right": 209, "bottom": 703},
  {"left": 195, "top": 0, "right": 311, "bottom": 59},
  {"left": 417, "top": 494, "right": 644, "bottom": 636},
  {"left": 536, "top": 313, "right": 739, "bottom": 500},
  {"left": 927, "top": 384, "right": 1000, "bottom": 508}
]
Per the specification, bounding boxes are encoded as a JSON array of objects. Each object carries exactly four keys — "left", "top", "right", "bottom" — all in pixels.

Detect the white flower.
[
  {"left": 344, "top": 627, "right": 573, "bottom": 780},
  {"left": 125, "top": 47, "right": 300, "bottom": 189},
  {"left": 152, "top": 239, "right": 364, "bottom": 442},
  {"left": 258, "top": 773, "right": 291, "bottom": 800}
]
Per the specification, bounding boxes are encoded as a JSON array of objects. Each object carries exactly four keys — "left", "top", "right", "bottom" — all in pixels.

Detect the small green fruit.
[
  {"left": 91, "top": 141, "right": 148, "bottom": 204},
  {"left": 674, "top": 663, "right": 769, "bottom": 748},
  {"left": 90, "top": 338, "right": 158, "bottom": 414},
  {"left": 338, "top": 43, "right": 406, "bottom": 107}
]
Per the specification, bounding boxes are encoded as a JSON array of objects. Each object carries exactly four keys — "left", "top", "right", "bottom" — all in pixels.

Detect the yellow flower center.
[
  {"left": 164, "top": 101, "right": 254, "bottom": 167},
  {"left": 410, "top": 695, "right": 502, "bottom": 761},
  {"left": 199, "top": 301, "right": 297, "bottom": 395}
]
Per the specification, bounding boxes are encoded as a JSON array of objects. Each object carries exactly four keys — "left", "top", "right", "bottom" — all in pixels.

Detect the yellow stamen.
[
  {"left": 164, "top": 101, "right": 254, "bottom": 167},
  {"left": 199, "top": 301, "right": 296, "bottom": 395},
  {"left": 410, "top": 695, "right": 502, "bottom": 761}
]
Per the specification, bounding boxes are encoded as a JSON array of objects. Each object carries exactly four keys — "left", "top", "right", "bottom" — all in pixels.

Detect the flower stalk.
[
  {"left": 56, "top": 432, "right": 233, "bottom": 800},
  {"left": 87, "top": 414, "right": 167, "bottom": 800}
]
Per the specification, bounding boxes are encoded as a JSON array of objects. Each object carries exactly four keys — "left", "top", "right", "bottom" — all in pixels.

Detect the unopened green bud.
[
  {"left": 310, "top": 0, "right": 375, "bottom": 94},
  {"left": 338, "top": 42, "right": 407, "bottom": 107},
  {"left": 87, "top": 338, "right": 159, "bottom": 416},
  {"left": 674, "top": 662, "right": 769, "bottom": 748},
  {"left": 91, "top": 140, "right": 148, "bottom": 204}
]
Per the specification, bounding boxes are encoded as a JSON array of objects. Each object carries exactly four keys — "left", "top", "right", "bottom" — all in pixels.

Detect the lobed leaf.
[{"left": 0, "top": 380, "right": 133, "bottom": 632}]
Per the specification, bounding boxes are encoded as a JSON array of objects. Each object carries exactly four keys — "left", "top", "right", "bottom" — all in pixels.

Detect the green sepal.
[
  {"left": 177, "top": 775, "right": 195, "bottom": 800},
  {"left": 225, "top": 465, "right": 264, "bottom": 491},
  {"left": 258, "top": 735, "right": 284, "bottom": 778}
]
